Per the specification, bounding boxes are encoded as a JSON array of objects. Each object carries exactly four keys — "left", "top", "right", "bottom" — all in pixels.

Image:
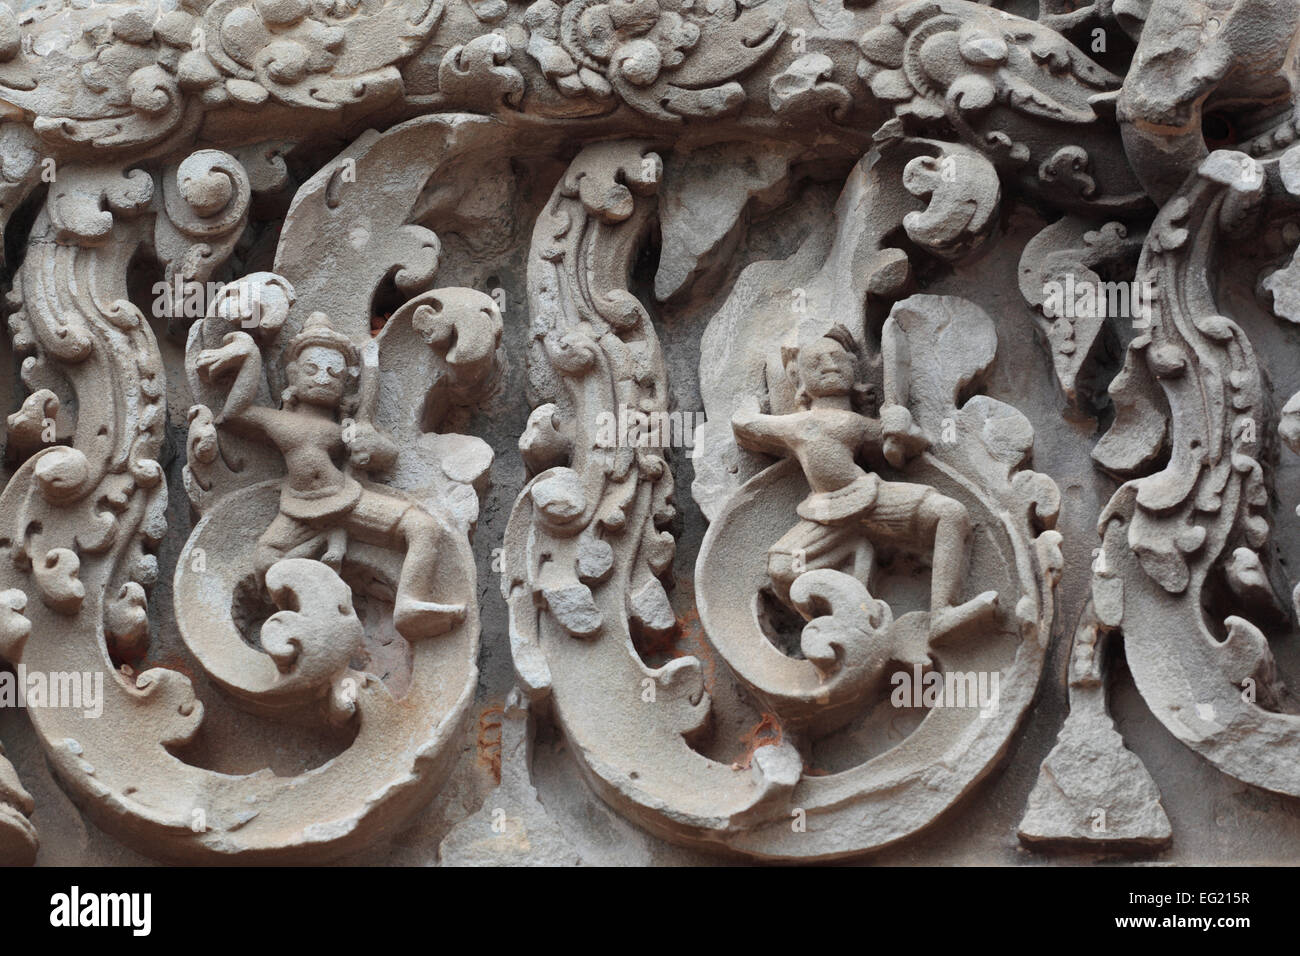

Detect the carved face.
[
  {"left": 797, "top": 337, "right": 854, "bottom": 398},
  {"left": 290, "top": 345, "right": 348, "bottom": 408}
]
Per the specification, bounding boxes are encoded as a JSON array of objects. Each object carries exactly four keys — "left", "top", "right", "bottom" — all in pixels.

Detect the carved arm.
[
  {"left": 879, "top": 403, "right": 930, "bottom": 469},
  {"left": 196, "top": 331, "right": 263, "bottom": 424},
  {"left": 731, "top": 402, "right": 797, "bottom": 458}
]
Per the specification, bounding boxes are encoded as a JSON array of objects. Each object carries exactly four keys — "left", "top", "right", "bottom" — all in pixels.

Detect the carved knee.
[
  {"left": 398, "top": 508, "right": 438, "bottom": 547},
  {"left": 767, "top": 548, "right": 798, "bottom": 592},
  {"left": 254, "top": 543, "right": 285, "bottom": 582}
]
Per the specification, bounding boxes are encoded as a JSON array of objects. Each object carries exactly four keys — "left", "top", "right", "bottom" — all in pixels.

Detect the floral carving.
[{"left": 0, "top": 0, "right": 1298, "bottom": 868}]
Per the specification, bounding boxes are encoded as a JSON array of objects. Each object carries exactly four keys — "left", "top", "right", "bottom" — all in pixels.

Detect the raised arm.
[
  {"left": 196, "top": 331, "right": 263, "bottom": 424},
  {"left": 348, "top": 422, "right": 399, "bottom": 473},
  {"left": 879, "top": 403, "right": 929, "bottom": 468},
  {"left": 345, "top": 338, "right": 398, "bottom": 473}
]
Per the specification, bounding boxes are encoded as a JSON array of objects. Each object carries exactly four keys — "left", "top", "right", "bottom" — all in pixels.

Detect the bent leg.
[
  {"left": 768, "top": 518, "right": 862, "bottom": 610},
  {"left": 391, "top": 508, "right": 465, "bottom": 639},
  {"left": 918, "top": 492, "right": 997, "bottom": 638},
  {"left": 255, "top": 512, "right": 318, "bottom": 584},
  {"left": 345, "top": 491, "right": 465, "bottom": 640},
  {"left": 344, "top": 488, "right": 466, "bottom": 639},
  {"left": 920, "top": 493, "right": 972, "bottom": 613}
]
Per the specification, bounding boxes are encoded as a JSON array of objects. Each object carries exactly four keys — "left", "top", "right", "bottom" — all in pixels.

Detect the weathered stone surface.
[
  {"left": 1019, "top": 608, "right": 1170, "bottom": 849},
  {"left": 1, "top": 0, "right": 1299, "bottom": 868},
  {"left": 1019, "top": 711, "right": 1171, "bottom": 848},
  {"left": 439, "top": 693, "right": 583, "bottom": 866}
]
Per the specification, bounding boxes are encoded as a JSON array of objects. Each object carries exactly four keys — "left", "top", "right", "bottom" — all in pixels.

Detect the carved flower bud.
[
  {"left": 187, "top": 405, "right": 219, "bottom": 465},
  {"left": 520, "top": 403, "right": 570, "bottom": 472},
  {"left": 178, "top": 49, "right": 223, "bottom": 90},
  {"left": 319, "top": 25, "right": 345, "bottom": 53},
  {"left": 226, "top": 79, "right": 270, "bottom": 107},
  {"left": 549, "top": 330, "right": 598, "bottom": 374},
  {"left": 34, "top": 446, "right": 90, "bottom": 504},
  {"left": 858, "top": 23, "right": 905, "bottom": 68},
  {"left": 1147, "top": 344, "right": 1187, "bottom": 377},
  {"left": 255, "top": 0, "right": 309, "bottom": 28},
  {"left": 211, "top": 272, "right": 294, "bottom": 334},
  {"left": 656, "top": 13, "right": 697, "bottom": 58},
  {"left": 262, "top": 38, "right": 309, "bottom": 85},
  {"left": 531, "top": 468, "right": 586, "bottom": 528},
  {"left": 105, "top": 582, "right": 150, "bottom": 661},
  {"left": 918, "top": 31, "right": 962, "bottom": 88},
  {"left": 578, "top": 7, "right": 617, "bottom": 59},
  {"left": 957, "top": 28, "right": 1008, "bottom": 67},
  {"left": 607, "top": 0, "right": 659, "bottom": 36},
  {"left": 81, "top": 61, "right": 110, "bottom": 95},
  {"left": 613, "top": 38, "right": 661, "bottom": 87},
  {"left": 112, "top": 9, "right": 156, "bottom": 44},
  {"left": 6, "top": 388, "right": 59, "bottom": 453},
  {"left": 222, "top": 6, "right": 267, "bottom": 64},
  {"left": 180, "top": 157, "right": 235, "bottom": 217},
  {"left": 128, "top": 66, "right": 175, "bottom": 116},
  {"left": 154, "top": 11, "right": 196, "bottom": 47}
]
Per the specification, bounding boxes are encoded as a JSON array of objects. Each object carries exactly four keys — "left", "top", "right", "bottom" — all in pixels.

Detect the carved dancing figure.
[
  {"left": 196, "top": 311, "right": 464, "bottom": 640},
  {"left": 731, "top": 325, "right": 998, "bottom": 639}
]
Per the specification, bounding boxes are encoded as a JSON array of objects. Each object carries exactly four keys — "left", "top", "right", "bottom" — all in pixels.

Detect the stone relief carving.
[{"left": 0, "top": 0, "right": 1296, "bottom": 865}]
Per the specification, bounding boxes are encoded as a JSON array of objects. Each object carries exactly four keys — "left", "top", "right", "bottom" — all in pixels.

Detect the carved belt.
[
  {"left": 796, "top": 473, "right": 880, "bottom": 524},
  {"left": 278, "top": 475, "right": 363, "bottom": 521}
]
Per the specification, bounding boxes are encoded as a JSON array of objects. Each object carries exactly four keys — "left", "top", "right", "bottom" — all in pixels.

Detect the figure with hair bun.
[
  {"left": 731, "top": 324, "right": 997, "bottom": 639},
  {"left": 196, "top": 311, "right": 464, "bottom": 640}
]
